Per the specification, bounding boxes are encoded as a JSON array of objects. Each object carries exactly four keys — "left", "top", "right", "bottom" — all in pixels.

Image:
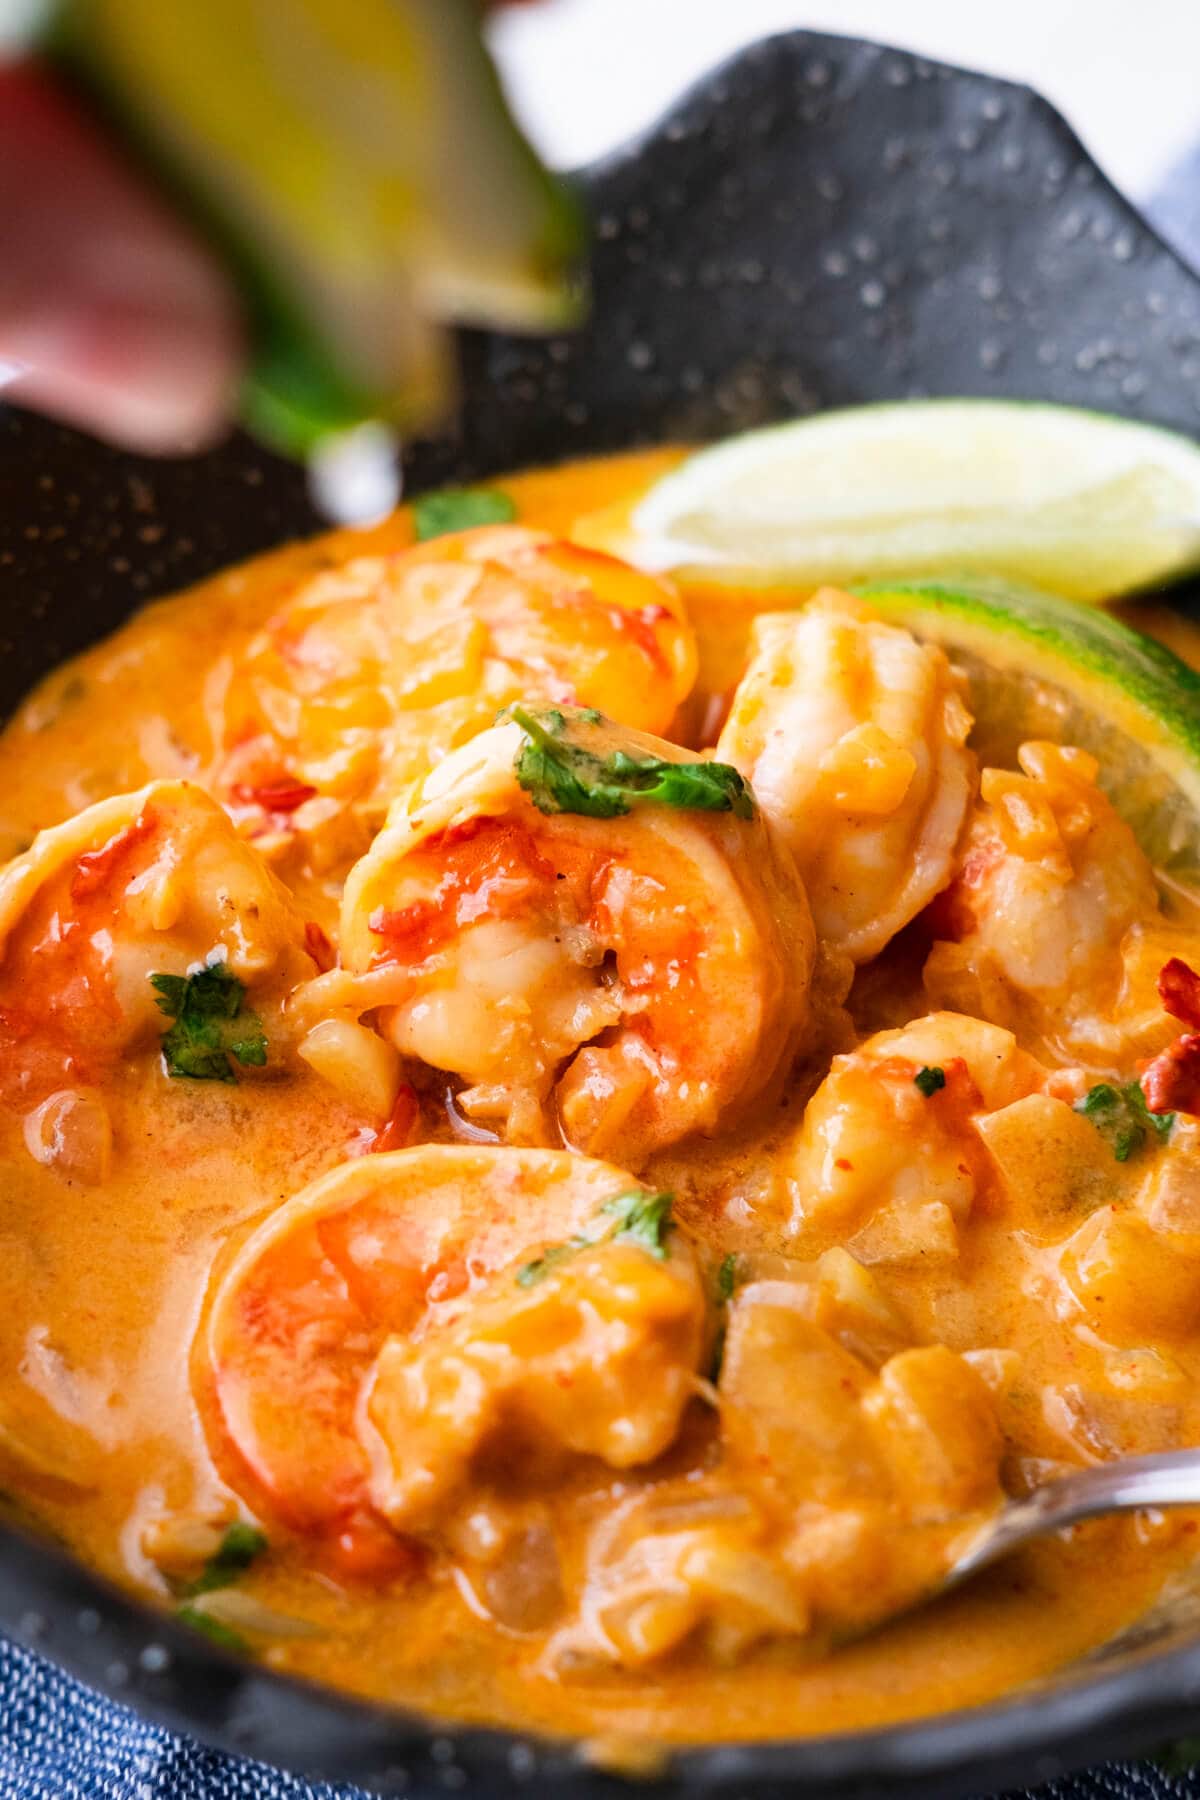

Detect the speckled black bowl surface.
[{"left": 3, "top": 28, "right": 1200, "bottom": 1800}]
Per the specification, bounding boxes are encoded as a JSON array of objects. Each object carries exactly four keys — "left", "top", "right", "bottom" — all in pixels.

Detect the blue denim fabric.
[
  {"left": 0, "top": 1638, "right": 364, "bottom": 1800},
  {"left": 1, "top": 1630, "right": 1199, "bottom": 1800}
]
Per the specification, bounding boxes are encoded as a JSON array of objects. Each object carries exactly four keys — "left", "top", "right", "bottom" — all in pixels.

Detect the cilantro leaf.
[
  {"left": 511, "top": 707, "right": 626, "bottom": 818},
  {"left": 413, "top": 487, "right": 516, "bottom": 541},
  {"left": 515, "top": 1189, "right": 676, "bottom": 1286},
  {"left": 150, "top": 959, "right": 268, "bottom": 1083},
  {"left": 602, "top": 1189, "right": 675, "bottom": 1257},
  {"left": 184, "top": 1522, "right": 268, "bottom": 1598},
  {"left": 515, "top": 1237, "right": 589, "bottom": 1289},
  {"left": 511, "top": 707, "right": 754, "bottom": 821},
  {"left": 914, "top": 1065, "right": 946, "bottom": 1097},
  {"left": 1075, "top": 1079, "right": 1174, "bottom": 1162},
  {"left": 707, "top": 1255, "right": 739, "bottom": 1382},
  {"left": 176, "top": 1605, "right": 249, "bottom": 1654}
]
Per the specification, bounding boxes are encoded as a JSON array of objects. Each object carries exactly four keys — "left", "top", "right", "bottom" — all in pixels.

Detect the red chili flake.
[
  {"left": 70, "top": 810, "right": 155, "bottom": 901},
  {"left": 303, "top": 921, "right": 335, "bottom": 972},
  {"left": 1143, "top": 1033, "right": 1200, "bottom": 1118},
  {"left": 1158, "top": 957, "right": 1200, "bottom": 1032},
  {"left": 938, "top": 1056, "right": 985, "bottom": 1113},
  {"left": 368, "top": 898, "right": 445, "bottom": 955},
  {"left": 330, "top": 1513, "right": 425, "bottom": 1585},
  {"left": 371, "top": 1084, "right": 421, "bottom": 1153},
  {"left": 834, "top": 1157, "right": 854, "bottom": 1171},
  {"left": 924, "top": 842, "right": 1004, "bottom": 942},
  {"left": 233, "top": 777, "right": 318, "bottom": 814}
]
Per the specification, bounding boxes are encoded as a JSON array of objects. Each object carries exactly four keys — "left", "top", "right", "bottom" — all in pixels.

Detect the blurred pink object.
[{"left": 0, "top": 61, "right": 243, "bottom": 452}]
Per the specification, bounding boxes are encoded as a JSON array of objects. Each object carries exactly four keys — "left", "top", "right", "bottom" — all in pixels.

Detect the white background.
[{"left": 490, "top": 0, "right": 1200, "bottom": 204}]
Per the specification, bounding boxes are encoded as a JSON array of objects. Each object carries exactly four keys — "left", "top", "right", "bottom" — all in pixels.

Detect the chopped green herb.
[
  {"left": 511, "top": 706, "right": 754, "bottom": 821},
  {"left": 603, "top": 1189, "right": 675, "bottom": 1257},
  {"left": 512, "top": 706, "right": 623, "bottom": 817},
  {"left": 413, "top": 487, "right": 516, "bottom": 541},
  {"left": 177, "top": 1605, "right": 249, "bottom": 1654},
  {"left": 914, "top": 1065, "right": 946, "bottom": 1097},
  {"left": 150, "top": 959, "right": 268, "bottom": 1083},
  {"left": 184, "top": 1522, "right": 268, "bottom": 1598},
  {"left": 1075, "top": 1079, "right": 1174, "bottom": 1162},
  {"left": 515, "top": 1237, "right": 590, "bottom": 1289},
  {"left": 516, "top": 1189, "right": 676, "bottom": 1287},
  {"left": 707, "top": 1252, "right": 740, "bottom": 1382}
]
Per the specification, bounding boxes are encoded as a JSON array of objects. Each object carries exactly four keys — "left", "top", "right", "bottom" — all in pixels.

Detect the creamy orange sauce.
[{"left": 2, "top": 448, "right": 1200, "bottom": 1750}]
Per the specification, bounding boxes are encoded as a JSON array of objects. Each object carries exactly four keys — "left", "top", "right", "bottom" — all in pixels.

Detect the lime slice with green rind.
[
  {"left": 858, "top": 578, "right": 1200, "bottom": 887},
  {"left": 52, "top": 0, "right": 585, "bottom": 452},
  {"left": 632, "top": 402, "right": 1200, "bottom": 601}
]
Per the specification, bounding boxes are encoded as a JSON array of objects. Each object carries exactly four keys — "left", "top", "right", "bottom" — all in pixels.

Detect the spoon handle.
[{"left": 952, "top": 1447, "right": 1200, "bottom": 1582}]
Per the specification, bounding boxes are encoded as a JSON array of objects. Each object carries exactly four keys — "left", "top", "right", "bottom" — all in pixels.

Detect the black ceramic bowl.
[{"left": 4, "top": 29, "right": 1200, "bottom": 1800}]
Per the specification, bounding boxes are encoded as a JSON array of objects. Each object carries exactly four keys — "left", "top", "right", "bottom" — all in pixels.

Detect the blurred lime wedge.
[
  {"left": 860, "top": 578, "right": 1200, "bottom": 884},
  {"left": 631, "top": 402, "right": 1200, "bottom": 601},
  {"left": 53, "top": 0, "right": 584, "bottom": 452}
]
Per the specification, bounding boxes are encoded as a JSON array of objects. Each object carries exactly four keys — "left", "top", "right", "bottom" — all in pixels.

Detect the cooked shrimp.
[
  {"left": 201, "top": 1146, "right": 707, "bottom": 1569},
  {"left": 555, "top": 1280, "right": 1002, "bottom": 1669},
  {"left": 0, "top": 779, "right": 319, "bottom": 1112},
  {"left": 717, "top": 591, "right": 975, "bottom": 961},
  {"left": 210, "top": 526, "right": 697, "bottom": 866},
  {"left": 367, "top": 1222, "right": 707, "bottom": 1537},
  {"left": 925, "top": 741, "right": 1161, "bottom": 1060},
  {"left": 299, "top": 710, "right": 815, "bottom": 1160},
  {"left": 781, "top": 1012, "right": 1048, "bottom": 1258}
]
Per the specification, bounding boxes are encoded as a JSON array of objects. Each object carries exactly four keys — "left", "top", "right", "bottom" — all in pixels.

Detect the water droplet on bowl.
[
  {"left": 299, "top": 429, "right": 399, "bottom": 530},
  {"left": 509, "top": 1744, "right": 538, "bottom": 1779}
]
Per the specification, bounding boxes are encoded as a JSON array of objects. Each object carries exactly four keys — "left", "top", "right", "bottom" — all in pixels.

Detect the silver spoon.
[{"left": 945, "top": 1448, "right": 1200, "bottom": 1591}]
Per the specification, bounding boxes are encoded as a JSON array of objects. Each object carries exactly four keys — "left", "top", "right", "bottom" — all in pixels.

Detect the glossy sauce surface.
[{"left": 2, "top": 449, "right": 1200, "bottom": 1751}]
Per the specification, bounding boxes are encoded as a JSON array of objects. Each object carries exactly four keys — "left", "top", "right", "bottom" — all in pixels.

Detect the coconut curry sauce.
[{"left": 4, "top": 448, "right": 1200, "bottom": 1749}]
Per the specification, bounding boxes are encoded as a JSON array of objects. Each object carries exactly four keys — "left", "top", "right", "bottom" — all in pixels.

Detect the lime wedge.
[
  {"left": 631, "top": 403, "right": 1200, "bottom": 601},
  {"left": 54, "top": 0, "right": 584, "bottom": 451},
  {"left": 858, "top": 578, "right": 1200, "bottom": 886}
]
